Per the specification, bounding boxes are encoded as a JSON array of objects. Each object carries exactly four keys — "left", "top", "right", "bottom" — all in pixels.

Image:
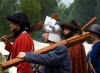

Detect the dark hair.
[{"left": 13, "top": 27, "right": 25, "bottom": 38}]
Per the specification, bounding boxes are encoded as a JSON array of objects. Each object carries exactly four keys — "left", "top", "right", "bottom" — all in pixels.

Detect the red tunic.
[
  {"left": 68, "top": 44, "right": 87, "bottom": 73},
  {"left": 5, "top": 32, "right": 34, "bottom": 73}
]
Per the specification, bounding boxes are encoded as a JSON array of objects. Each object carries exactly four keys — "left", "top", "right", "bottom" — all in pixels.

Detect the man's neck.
[
  {"left": 92, "top": 37, "right": 100, "bottom": 44},
  {"left": 49, "top": 42, "right": 55, "bottom": 45}
]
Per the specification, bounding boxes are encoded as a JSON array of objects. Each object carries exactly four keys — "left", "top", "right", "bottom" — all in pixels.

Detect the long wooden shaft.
[
  {"left": 81, "top": 17, "right": 97, "bottom": 31},
  {"left": 0, "top": 32, "right": 91, "bottom": 70}
]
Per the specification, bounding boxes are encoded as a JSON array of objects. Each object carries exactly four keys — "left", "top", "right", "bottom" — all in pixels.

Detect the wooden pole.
[{"left": 81, "top": 17, "right": 97, "bottom": 31}]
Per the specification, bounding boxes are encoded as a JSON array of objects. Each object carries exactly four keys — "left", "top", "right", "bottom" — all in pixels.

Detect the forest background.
[{"left": 0, "top": 0, "right": 99, "bottom": 42}]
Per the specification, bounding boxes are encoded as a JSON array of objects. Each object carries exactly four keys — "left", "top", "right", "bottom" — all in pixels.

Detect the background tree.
[
  {"left": 38, "top": 0, "right": 61, "bottom": 16},
  {"left": 57, "top": 2, "right": 68, "bottom": 23},
  {"left": 0, "top": 0, "right": 19, "bottom": 37},
  {"left": 94, "top": 0, "right": 100, "bottom": 24},
  {"left": 58, "top": 0, "right": 98, "bottom": 27},
  {"left": 20, "top": 0, "right": 41, "bottom": 24},
  {"left": 66, "top": 0, "right": 87, "bottom": 26}
]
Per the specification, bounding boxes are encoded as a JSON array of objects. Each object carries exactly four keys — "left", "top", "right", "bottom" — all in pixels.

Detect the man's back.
[
  {"left": 68, "top": 44, "right": 87, "bottom": 73},
  {"left": 5, "top": 32, "right": 34, "bottom": 73},
  {"left": 25, "top": 45, "right": 72, "bottom": 73}
]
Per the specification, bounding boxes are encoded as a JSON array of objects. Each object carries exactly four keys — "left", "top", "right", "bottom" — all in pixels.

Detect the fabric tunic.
[
  {"left": 68, "top": 44, "right": 87, "bottom": 73},
  {"left": 5, "top": 32, "right": 34, "bottom": 73},
  {"left": 87, "top": 41, "right": 100, "bottom": 73},
  {"left": 25, "top": 45, "right": 72, "bottom": 73}
]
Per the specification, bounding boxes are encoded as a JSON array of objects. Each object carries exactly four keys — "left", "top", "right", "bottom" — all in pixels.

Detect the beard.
[
  {"left": 13, "top": 27, "right": 25, "bottom": 38},
  {"left": 11, "top": 28, "right": 18, "bottom": 32},
  {"left": 62, "top": 31, "right": 77, "bottom": 39}
]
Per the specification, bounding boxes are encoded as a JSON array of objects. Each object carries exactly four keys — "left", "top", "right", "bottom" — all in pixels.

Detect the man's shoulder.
[
  {"left": 55, "top": 45, "right": 68, "bottom": 51},
  {"left": 93, "top": 41, "right": 100, "bottom": 47},
  {"left": 16, "top": 33, "right": 32, "bottom": 41},
  {"left": 56, "top": 45, "right": 67, "bottom": 48},
  {"left": 19, "top": 33, "right": 31, "bottom": 38}
]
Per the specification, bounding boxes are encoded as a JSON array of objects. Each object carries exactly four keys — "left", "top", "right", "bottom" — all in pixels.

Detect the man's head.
[
  {"left": 6, "top": 12, "right": 31, "bottom": 32},
  {"left": 87, "top": 24, "right": 100, "bottom": 41},
  {"left": 60, "top": 20, "right": 81, "bottom": 39},
  {"left": 42, "top": 16, "right": 61, "bottom": 43}
]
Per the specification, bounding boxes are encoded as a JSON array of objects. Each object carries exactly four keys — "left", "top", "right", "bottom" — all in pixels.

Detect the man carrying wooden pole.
[
  {"left": 1, "top": 12, "right": 35, "bottom": 73},
  {"left": 60, "top": 20, "right": 87, "bottom": 73},
  {"left": 17, "top": 16, "right": 72, "bottom": 73}
]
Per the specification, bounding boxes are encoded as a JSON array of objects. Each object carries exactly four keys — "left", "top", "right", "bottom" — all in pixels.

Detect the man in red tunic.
[
  {"left": 2, "top": 12, "right": 34, "bottom": 73},
  {"left": 60, "top": 20, "right": 87, "bottom": 73}
]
